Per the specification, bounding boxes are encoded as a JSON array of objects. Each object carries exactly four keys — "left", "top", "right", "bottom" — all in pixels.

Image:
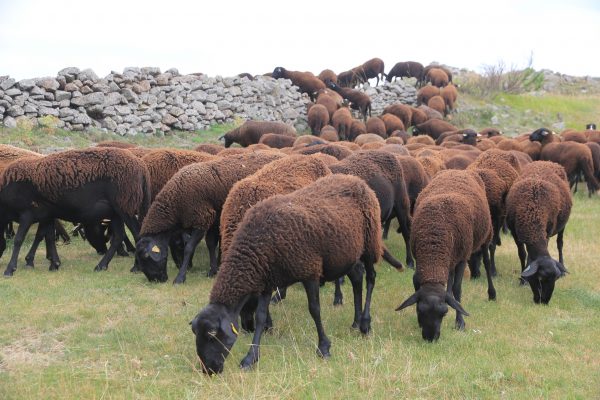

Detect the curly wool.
[
  {"left": 0, "top": 145, "right": 42, "bottom": 174},
  {"left": 293, "top": 143, "right": 352, "bottom": 160},
  {"left": 222, "top": 121, "right": 296, "bottom": 148},
  {"left": 210, "top": 174, "right": 383, "bottom": 306}
]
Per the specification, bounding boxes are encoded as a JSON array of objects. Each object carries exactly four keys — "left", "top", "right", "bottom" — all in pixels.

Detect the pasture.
[{"left": 1, "top": 190, "right": 599, "bottom": 399}]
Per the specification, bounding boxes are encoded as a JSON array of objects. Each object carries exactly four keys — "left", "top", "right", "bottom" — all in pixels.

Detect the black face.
[
  {"left": 522, "top": 256, "right": 566, "bottom": 304},
  {"left": 461, "top": 129, "right": 479, "bottom": 146},
  {"left": 83, "top": 222, "right": 108, "bottom": 254},
  {"left": 529, "top": 128, "right": 551, "bottom": 142},
  {"left": 272, "top": 67, "right": 284, "bottom": 79},
  {"left": 136, "top": 235, "right": 169, "bottom": 282},
  {"left": 191, "top": 303, "right": 239, "bottom": 375},
  {"left": 416, "top": 295, "right": 448, "bottom": 341},
  {"left": 587, "top": 123, "right": 597, "bottom": 130}
]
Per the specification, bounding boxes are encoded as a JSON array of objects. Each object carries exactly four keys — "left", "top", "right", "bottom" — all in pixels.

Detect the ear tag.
[
  {"left": 151, "top": 245, "right": 160, "bottom": 253},
  {"left": 231, "top": 323, "right": 239, "bottom": 336},
  {"left": 523, "top": 265, "right": 532, "bottom": 274}
]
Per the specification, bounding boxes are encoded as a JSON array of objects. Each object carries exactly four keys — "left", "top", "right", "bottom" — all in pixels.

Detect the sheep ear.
[
  {"left": 445, "top": 293, "right": 469, "bottom": 316},
  {"left": 218, "top": 135, "right": 225, "bottom": 141},
  {"left": 540, "top": 130, "right": 549, "bottom": 136},
  {"left": 462, "top": 133, "right": 468, "bottom": 138},
  {"left": 396, "top": 291, "right": 419, "bottom": 311},
  {"left": 554, "top": 261, "right": 568, "bottom": 278},
  {"left": 190, "top": 316, "right": 199, "bottom": 334},
  {"left": 521, "top": 260, "right": 539, "bottom": 278}
]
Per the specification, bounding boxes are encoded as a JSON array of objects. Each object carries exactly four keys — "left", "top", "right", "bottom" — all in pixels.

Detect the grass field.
[{"left": 1, "top": 189, "right": 599, "bottom": 399}]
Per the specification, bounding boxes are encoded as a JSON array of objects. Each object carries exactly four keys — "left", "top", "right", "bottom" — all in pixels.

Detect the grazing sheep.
[
  {"left": 348, "top": 120, "right": 367, "bottom": 141},
  {"left": 427, "top": 95, "right": 446, "bottom": 116},
  {"left": 361, "top": 142, "right": 385, "bottom": 150},
  {"left": 317, "top": 69, "right": 337, "bottom": 85},
  {"left": 191, "top": 174, "right": 397, "bottom": 374},
  {"left": 258, "top": 133, "right": 296, "bottom": 149},
  {"left": 316, "top": 93, "right": 339, "bottom": 120},
  {"left": 386, "top": 61, "right": 425, "bottom": 85},
  {"left": 219, "top": 121, "right": 296, "bottom": 148},
  {"left": 424, "top": 68, "right": 449, "bottom": 88},
  {"left": 397, "top": 169, "right": 494, "bottom": 341},
  {"left": 561, "top": 130, "right": 587, "bottom": 143},
  {"left": 194, "top": 143, "right": 224, "bottom": 155},
  {"left": 409, "top": 107, "right": 429, "bottom": 126},
  {"left": 294, "top": 143, "right": 353, "bottom": 160},
  {"left": 380, "top": 114, "right": 405, "bottom": 136},
  {"left": 326, "top": 81, "right": 371, "bottom": 122},
  {"left": 355, "top": 58, "right": 386, "bottom": 86},
  {"left": 416, "top": 85, "right": 441, "bottom": 106},
  {"left": 136, "top": 152, "right": 283, "bottom": 283},
  {"left": 423, "top": 65, "right": 453, "bottom": 84},
  {"left": 383, "top": 103, "right": 413, "bottom": 129},
  {"left": 337, "top": 69, "right": 360, "bottom": 87},
  {"left": 505, "top": 161, "right": 571, "bottom": 304},
  {"left": 418, "top": 105, "right": 444, "bottom": 121},
  {"left": 413, "top": 119, "right": 458, "bottom": 140},
  {"left": 294, "top": 135, "right": 326, "bottom": 148},
  {"left": 335, "top": 141, "right": 361, "bottom": 151},
  {"left": 389, "top": 130, "right": 409, "bottom": 144},
  {"left": 319, "top": 125, "right": 339, "bottom": 142},
  {"left": 440, "top": 84, "right": 458, "bottom": 114},
  {"left": 271, "top": 67, "right": 326, "bottom": 101},
  {"left": 476, "top": 139, "right": 497, "bottom": 151},
  {"left": 417, "top": 154, "right": 446, "bottom": 179},
  {"left": 384, "top": 138, "right": 407, "bottom": 147},
  {"left": 331, "top": 107, "right": 353, "bottom": 140},
  {"left": 354, "top": 133, "right": 386, "bottom": 146},
  {"left": 408, "top": 135, "right": 436, "bottom": 146},
  {"left": 1, "top": 148, "right": 150, "bottom": 276},
  {"left": 366, "top": 117, "right": 387, "bottom": 138},
  {"left": 308, "top": 104, "right": 330, "bottom": 135}
]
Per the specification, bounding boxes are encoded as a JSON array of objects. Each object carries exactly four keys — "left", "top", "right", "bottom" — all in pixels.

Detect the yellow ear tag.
[
  {"left": 151, "top": 245, "right": 160, "bottom": 253},
  {"left": 231, "top": 323, "right": 239, "bottom": 336}
]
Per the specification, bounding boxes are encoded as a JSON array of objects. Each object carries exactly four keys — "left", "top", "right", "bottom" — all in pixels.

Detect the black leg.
[
  {"left": 347, "top": 262, "right": 364, "bottom": 329},
  {"left": 4, "top": 214, "right": 35, "bottom": 277},
  {"left": 24, "top": 223, "right": 50, "bottom": 268},
  {"left": 205, "top": 223, "right": 220, "bottom": 277},
  {"left": 482, "top": 245, "right": 496, "bottom": 300},
  {"left": 302, "top": 280, "right": 331, "bottom": 358},
  {"left": 360, "top": 260, "right": 376, "bottom": 334},
  {"left": 515, "top": 239, "right": 527, "bottom": 285},
  {"left": 271, "top": 286, "right": 288, "bottom": 303},
  {"left": 468, "top": 252, "right": 481, "bottom": 279},
  {"left": 94, "top": 218, "right": 125, "bottom": 271},
  {"left": 333, "top": 277, "right": 343, "bottom": 306},
  {"left": 173, "top": 228, "right": 204, "bottom": 284},
  {"left": 396, "top": 210, "right": 414, "bottom": 269},
  {"left": 240, "top": 292, "right": 272, "bottom": 369},
  {"left": 382, "top": 218, "right": 391, "bottom": 240},
  {"left": 557, "top": 229, "right": 565, "bottom": 265}
]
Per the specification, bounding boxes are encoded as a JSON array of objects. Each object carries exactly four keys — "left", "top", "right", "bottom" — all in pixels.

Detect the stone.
[
  {"left": 54, "top": 90, "right": 71, "bottom": 102},
  {"left": 101, "top": 117, "right": 118, "bottom": 131},
  {"left": 17, "top": 79, "right": 36, "bottom": 90},
  {"left": 23, "top": 104, "right": 37, "bottom": 113},
  {"left": 72, "top": 113, "right": 92, "bottom": 125},
  {"left": 5, "top": 88, "right": 22, "bottom": 97},
  {"left": 80, "top": 85, "right": 93, "bottom": 94},
  {"left": 7, "top": 105, "right": 24, "bottom": 117},
  {"left": 141, "top": 67, "right": 161, "bottom": 76},
  {"left": 71, "top": 92, "right": 105, "bottom": 107},
  {"left": 191, "top": 101, "right": 206, "bottom": 114},
  {"left": 78, "top": 68, "right": 99, "bottom": 82},
  {"left": 162, "top": 114, "right": 177, "bottom": 125},
  {"left": 39, "top": 106, "right": 59, "bottom": 117},
  {"left": 103, "top": 92, "right": 123, "bottom": 107},
  {"left": 64, "top": 83, "right": 79, "bottom": 92},
  {"left": 121, "top": 88, "right": 138, "bottom": 102},
  {"left": 37, "top": 78, "right": 60, "bottom": 92},
  {"left": 132, "top": 80, "right": 151, "bottom": 94},
  {"left": 123, "top": 114, "right": 142, "bottom": 125},
  {"left": 115, "top": 105, "right": 132, "bottom": 115},
  {"left": 3, "top": 116, "right": 17, "bottom": 128},
  {"left": 169, "top": 106, "right": 185, "bottom": 117},
  {"left": 92, "top": 83, "right": 111, "bottom": 93},
  {"left": 156, "top": 73, "right": 171, "bottom": 86},
  {"left": 0, "top": 78, "right": 16, "bottom": 90}
]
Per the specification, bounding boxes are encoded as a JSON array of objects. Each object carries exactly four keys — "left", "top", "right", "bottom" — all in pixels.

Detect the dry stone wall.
[{"left": 0, "top": 67, "right": 417, "bottom": 135}]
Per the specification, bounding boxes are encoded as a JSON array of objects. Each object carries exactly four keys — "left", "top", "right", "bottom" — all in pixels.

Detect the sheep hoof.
[
  {"left": 406, "top": 259, "right": 415, "bottom": 270},
  {"left": 240, "top": 353, "right": 258, "bottom": 370},
  {"left": 3, "top": 270, "right": 14, "bottom": 277},
  {"left": 49, "top": 263, "right": 60, "bottom": 271},
  {"left": 488, "top": 290, "right": 497, "bottom": 301},
  {"left": 24, "top": 262, "right": 34, "bottom": 269},
  {"left": 333, "top": 297, "right": 343, "bottom": 306},
  {"left": 173, "top": 276, "right": 186, "bottom": 285},
  {"left": 360, "top": 318, "right": 371, "bottom": 335},
  {"left": 455, "top": 319, "right": 465, "bottom": 331},
  {"left": 206, "top": 270, "right": 217, "bottom": 278},
  {"left": 317, "top": 342, "right": 331, "bottom": 358},
  {"left": 94, "top": 264, "right": 107, "bottom": 272},
  {"left": 518, "top": 278, "right": 528, "bottom": 286},
  {"left": 129, "top": 265, "right": 140, "bottom": 273}
]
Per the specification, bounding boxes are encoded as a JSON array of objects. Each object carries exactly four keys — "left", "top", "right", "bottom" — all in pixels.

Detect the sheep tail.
[
  {"left": 138, "top": 170, "right": 152, "bottom": 223},
  {"left": 581, "top": 157, "right": 600, "bottom": 194},
  {"left": 382, "top": 247, "right": 404, "bottom": 270}
]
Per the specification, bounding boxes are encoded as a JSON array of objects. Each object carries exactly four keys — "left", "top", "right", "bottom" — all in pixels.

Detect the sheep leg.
[
  {"left": 347, "top": 262, "right": 364, "bottom": 329},
  {"left": 173, "top": 228, "right": 204, "bottom": 284},
  {"left": 205, "top": 223, "right": 220, "bottom": 277},
  {"left": 302, "top": 280, "right": 331, "bottom": 358},
  {"left": 24, "top": 222, "right": 51, "bottom": 268},
  {"left": 44, "top": 227, "right": 61, "bottom": 271},
  {"left": 3, "top": 213, "right": 35, "bottom": 277},
  {"left": 468, "top": 252, "right": 482, "bottom": 279},
  {"left": 271, "top": 286, "right": 288, "bottom": 303},
  {"left": 516, "top": 239, "right": 528, "bottom": 285},
  {"left": 382, "top": 218, "right": 392, "bottom": 240},
  {"left": 557, "top": 228, "right": 565, "bottom": 265},
  {"left": 360, "top": 260, "right": 376, "bottom": 335},
  {"left": 482, "top": 246, "right": 496, "bottom": 300},
  {"left": 5, "top": 222, "right": 15, "bottom": 239},
  {"left": 450, "top": 262, "right": 466, "bottom": 330},
  {"left": 168, "top": 235, "right": 184, "bottom": 269},
  {"left": 396, "top": 210, "right": 414, "bottom": 269},
  {"left": 54, "top": 220, "right": 70, "bottom": 244},
  {"left": 94, "top": 218, "right": 125, "bottom": 272},
  {"left": 333, "top": 277, "right": 344, "bottom": 306},
  {"left": 240, "top": 292, "right": 272, "bottom": 369}
]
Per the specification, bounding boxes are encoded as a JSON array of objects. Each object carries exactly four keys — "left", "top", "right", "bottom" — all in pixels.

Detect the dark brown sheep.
[
  {"left": 355, "top": 58, "right": 386, "bottom": 86},
  {"left": 413, "top": 119, "right": 458, "bottom": 140},
  {"left": 258, "top": 133, "right": 297, "bottom": 149},
  {"left": 505, "top": 161, "right": 571, "bottom": 304},
  {"left": 319, "top": 125, "right": 339, "bottom": 142},
  {"left": 293, "top": 135, "right": 327, "bottom": 148},
  {"left": 409, "top": 107, "right": 429, "bottom": 126},
  {"left": 317, "top": 69, "right": 337, "bottom": 85},
  {"left": 424, "top": 68, "right": 449, "bottom": 88},
  {"left": 330, "top": 151, "right": 412, "bottom": 268},
  {"left": 316, "top": 93, "right": 339, "bottom": 120},
  {"left": 380, "top": 114, "right": 406, "bottom": 136},
  {"left": 331, "top": 107, "right": 353, "bottom": 140},
  {"left": 326, "top": 81, "right": 372, "bottom": 122},
  {"left": 440, "top": 83, "right": 458, "bottom": 114},
  {"left": 386, "top": 61, "right": 425, "bottom": 85},
  {"left": 427, "top": 95, "right": 446, "bottom": 116},
  {"left": 423, "top": 65, "right": 453, "bottom": 84},
  {"left": 561, "top": 130, "right": 587, "bottom": 143},
  {"left": 219, "top": 121, "right": 296, "bottom": 148},
  {"left": 192, "top": 174, "right": 394, "bottom": 374},
  {"left": 337, "top": 70, "right": 360, "bottom": 87},
  {"left": 95, "top": 141, "right": 138, "bottom": 149},
  {"left": 272, "top": 67, "right": 326, "bottom": 101},
  {"left": 416, "top": 85, "right": 441, "bottom": 106},
  {"left": 348, "top": 119, "right": 367, "bottom": 141},
  {"left": 397, "top": 169, "right": 494, "bottom": 341},
  {"left": 585, "top": 130, "right": 600, "bottom": 144},
  {"left": 194, "top": 143, "right": 224, "bottom": 155},
  {"left": 408, "top": 135, "right": 437, "bottom": 146},
  {"left": 136, "top": 151, "right": 284, "bottom": 283},
  {"left": 383, "top": 103, "right": 413, "bottom": 129},
  {"left": 308, "top": 104, "right": 330, "bottom": 135},
  {"left": 366, "top": 117, "right": 387, "bottom": 138},
  {"left": 354, "top": 133, "right": 386, "bottom": 146},
  {"left": 418, "top": 105, "right": 444, "bottom": 121},
  {"left": 293, "top": 143, "right": 353, "bottom": 160},
  {"left": 476, "top": 139, "right": 497, "bottom": 151},
  {"left": 479, "top": 128, "right": 502, "bottom": 138},
  {"left": 389, "top": 130, "right": 409, "bottom": 144}
]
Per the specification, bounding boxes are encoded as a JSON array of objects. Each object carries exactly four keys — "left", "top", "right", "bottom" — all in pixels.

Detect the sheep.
[
  {"left": 409, "top": 107, "right": 429, "bottom": 126},
  {"left": 417, "top": 105, "right": 444, "bottom": 121},
  {"left": 386, "top": 61, "right": 425, "bottom": 85},
  {"left": 479, "top": 128, "right": 502, "bottom": 138},
  {"left": 348, "top": 120, "right": 367, "bottom": 141},
  {"left": 337, "top": 69, "right": 360, "bottom": 87},
  {"left": 427, "top": 95, "right": 446, "bottom": 116},
  {"left": 293, "top": 135, "right": 326, "bottom": 148},
  {"left": 355, "top": 58, "right": 386, "bottom": 86},
  {"left": 412, "top": 119, "right": 458, "bottom": 140},
  {"left": 505, "top": 161, "right": 571, "bottom": 304},
  {"left": 423, "top": 64, "right": 453, "bottom": 84},
  {"left": 407, "top": 135, "right": 436, "bottom": 146},
  {"left": 383, "top": 103, "right": 413, "bottom": 129},
  {"left": 585, "top": 130, "right": 600, "bottom": 144},
  {"left": 424, "top": 68, "right": 449, "bottom": 87},
  {"left": 519, "top": 140, "right": 542, "bottom": 161},
  {"left": 366, "top": 117, "right": 387, "bottom": 138},
  {"left": 354, "top": 133, "right": 386, "bottom": 146},
  {"left": 308, "top": 104, "right": 330, "bottom": 135},
  {"left": 326, "top": 81, "right": 372, "bottom": 122},
  {"left": 330, "top": 151, "right": 412, "bottom": 268},
  {"left": 191, "top": 174, "right": 398, "bottom": 374},
  {"left": 331, "top": 107, "right": 353, "bottom": 140},
  {"left": 319, "top": 125, "right": 339, "bottom": 142},
  {"left": 380, "top": 114, "right": 405, "bottom": 136},
  {"left": 294, "top": 143, "right": 353, "bottom": 160},
  {"left": 316, "top": 93, "right": 339, "bottom": 120},
  {"left": 389, "top": 130, "right": 409, "bottom": 144},
  {"left": 529, "top": 127, "right": 600, "bottom": 196},
  {"left": 96, "top": 141, "right": 138, "bottom": 149},
  {"left": 1, "top": 148, "right": 150, "bottom": 276},
  {"left": 335, "top": 141, "right": 361, "bottom": 151},
  {"left": 219, "top": 121, "right": 296, "bottom": 148},
  {"left": 258, "top": 133, "right": 296, "bottom": 149},
  {"left": 476, "top": 139, "right": 497, "bottom": 151},
  {"left": 194, "top": 143, "right": 224, "bottom": 155},
  {"left": 417, "top": 154, "right": 446, "bottom": 179},
  {"left": 416, "top": 85, "right": 441, "bottom": 106},
  {"left": 561, "top": 130, "right": 587, "bottom": 143},
  {"left": 136, "top": 151, "right": 284, "bottom": 283},
  {"left": 317, "top": 69, "right": 337, "bottom": 85},
  {"left": 396, "top": 169, "right": 494, "bottom": 341},
  {"left": 383, "top": 138, "right": 407, "bottom": 147},
  {"left": 271, "top": 67, "right": 326, "bottom": 101},
  {"left": 440, "top": 83, "right": 458, "bottom": 114},
  {"left": 587, "top": 123, "right": 597, "bottom": 130}
]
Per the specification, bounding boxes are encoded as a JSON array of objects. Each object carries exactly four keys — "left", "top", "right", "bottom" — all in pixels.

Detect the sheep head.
[
  {"left": 136, "top": 234, "right": 169, "bottom": 282},
  {"left": 191, "top": 303, "right": 240, "bottom": 375},
  {"left": 529, "top": 128, "right": 553, "bottom": 142},
  {"left": 272, "top": 67, "right": 286, "bottom": 79},
  {"left": 521, "top": 256, "right": 568, "bottom": 304},
  {"left": 396, "top": 283, "right": 469, "bottom": 342},
  {"left": 460, "top": 129, "right": 480, "bottom": 146}
]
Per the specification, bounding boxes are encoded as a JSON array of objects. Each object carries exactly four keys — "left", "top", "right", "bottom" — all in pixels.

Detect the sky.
[{"left": 1, "top": 0, "right": 599, "bottom": 80}]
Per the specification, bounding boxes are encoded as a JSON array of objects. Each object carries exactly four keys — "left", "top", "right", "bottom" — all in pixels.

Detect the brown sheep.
[
  {"left": 348, "top": 119, "right": 367, "bottom": 141},
  {"left": 416, "top": 85, "right": 441, "bottom": 106},
  {"left": 413, "top": 119, "right": 458, "bottom": 140},
  {"left": 294, "top": 135, "right": 326, "bottom": 148},
  {"left": 424, "top": 68, "right": 449, "bottom": 87},
  {"left": 136, "top": 151, "right": 284, "bottom": 283},
  {"left": 409, "top": 107, "right": 429, "bottom": 126},
  {"left": 308, "top": 104, "right": 330, "bottom": 135},
  {"left": 272, "top": 67, "right": 326, "bottom": 101},
  {"left": 519, "top": 140, "right": 542, "bottom": 161},
  {"left": 423, "top": 65, "right": 453, "bottom": 84},
  {"left": 476, "top": 139, "right": 497, "bottom": 151},
  {"left": 95, "top": 141, "right": 138, "bottom": 149},
  {"left": 194, "top": 143, "right": 225, "bottom": 155},
  {"left": 258, "top": 133, "right": 297, "bottom": 149},
  {"left": 316, "top": 93, "right": 339, "bottom": 120},
  {"left": 397, "top": 169, "right": 494, "bottom": 341},
  {"left": 389, "top": 130, "right": 409, "bottom": 144},
  {"left": 386, "top": 61, "right": 425, "bottom": 86},
  {"left": 417, "top": 155, "right": 446, "bottom": 179},
  {"left": 408, "top": 135, "right": 436, "bottom": 146},
  {"left": 584, "top": 130, "right": 600, "bottom": 144},
  {"left": 337, "top": 69, "right": 360, "bottom": 87},
  {"left": 383, "top": 103, "right": 413, "bottom": 129},
  {"left": 220, "top": 121, "right": 296, "bottom": 148},
  {"left": 418, "top": 105, "right": 444, "bottom": 121},
  {"left": 354, "top": 133, "right": 386, "bottom": 146},
  {"left": 319, "top": 126, "right": 339, "bottom": 142},
  {"left": 440, "top": 83, "right": 458, "bottom": 114},
  {"left": 480, "top": 128, "right": 503, "bottom": 138},
  {"left": 380, "top": 114, "right": 406, "bottom": 136},
  {"left": 331, "top": 107, "right": 353, "bottom": 140},
  {"left": 385, "top": 137, "right": 406, "bottom": 146},
  {"left": 366, "top": 117, "right": 387, "bottom": 138},
  {"left": 361, "top": 142, "right": 385, "bottom": 150},
  {"left": 317, "top": 69, "right": 337, "bottom": 85},
  {"left": 191, "top": 174, "right": 396, "bottom": 374},
  {"left": 505, "top": 161, "right": 571, "bottom": 304},
  {"left": 294, "top": 143, "right": 353, "bottom": 160},
  {"left": 561, "top": 130, "right": 587, "bottom": 143},
  {"left": 427, "top": 95, "right": 446, "bottom": 116},
  {"left": 326, "top": 81, "right": 371, "bottom": 122},
  {"left": 444, "top": 155, "right": 474, "bottom": 170},
  {"left": 355, "top": 57, "right": 386, "bottom": 86}
]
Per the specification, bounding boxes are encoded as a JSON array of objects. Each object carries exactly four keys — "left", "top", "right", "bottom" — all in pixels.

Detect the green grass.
[{"left": 1, "top": 191, "right": 599, "bottom": 399}]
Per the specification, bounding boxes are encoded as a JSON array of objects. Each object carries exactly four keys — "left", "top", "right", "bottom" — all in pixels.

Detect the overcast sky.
[{"left": 1, "top": 0, "right": 599, "bottom": 80}]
